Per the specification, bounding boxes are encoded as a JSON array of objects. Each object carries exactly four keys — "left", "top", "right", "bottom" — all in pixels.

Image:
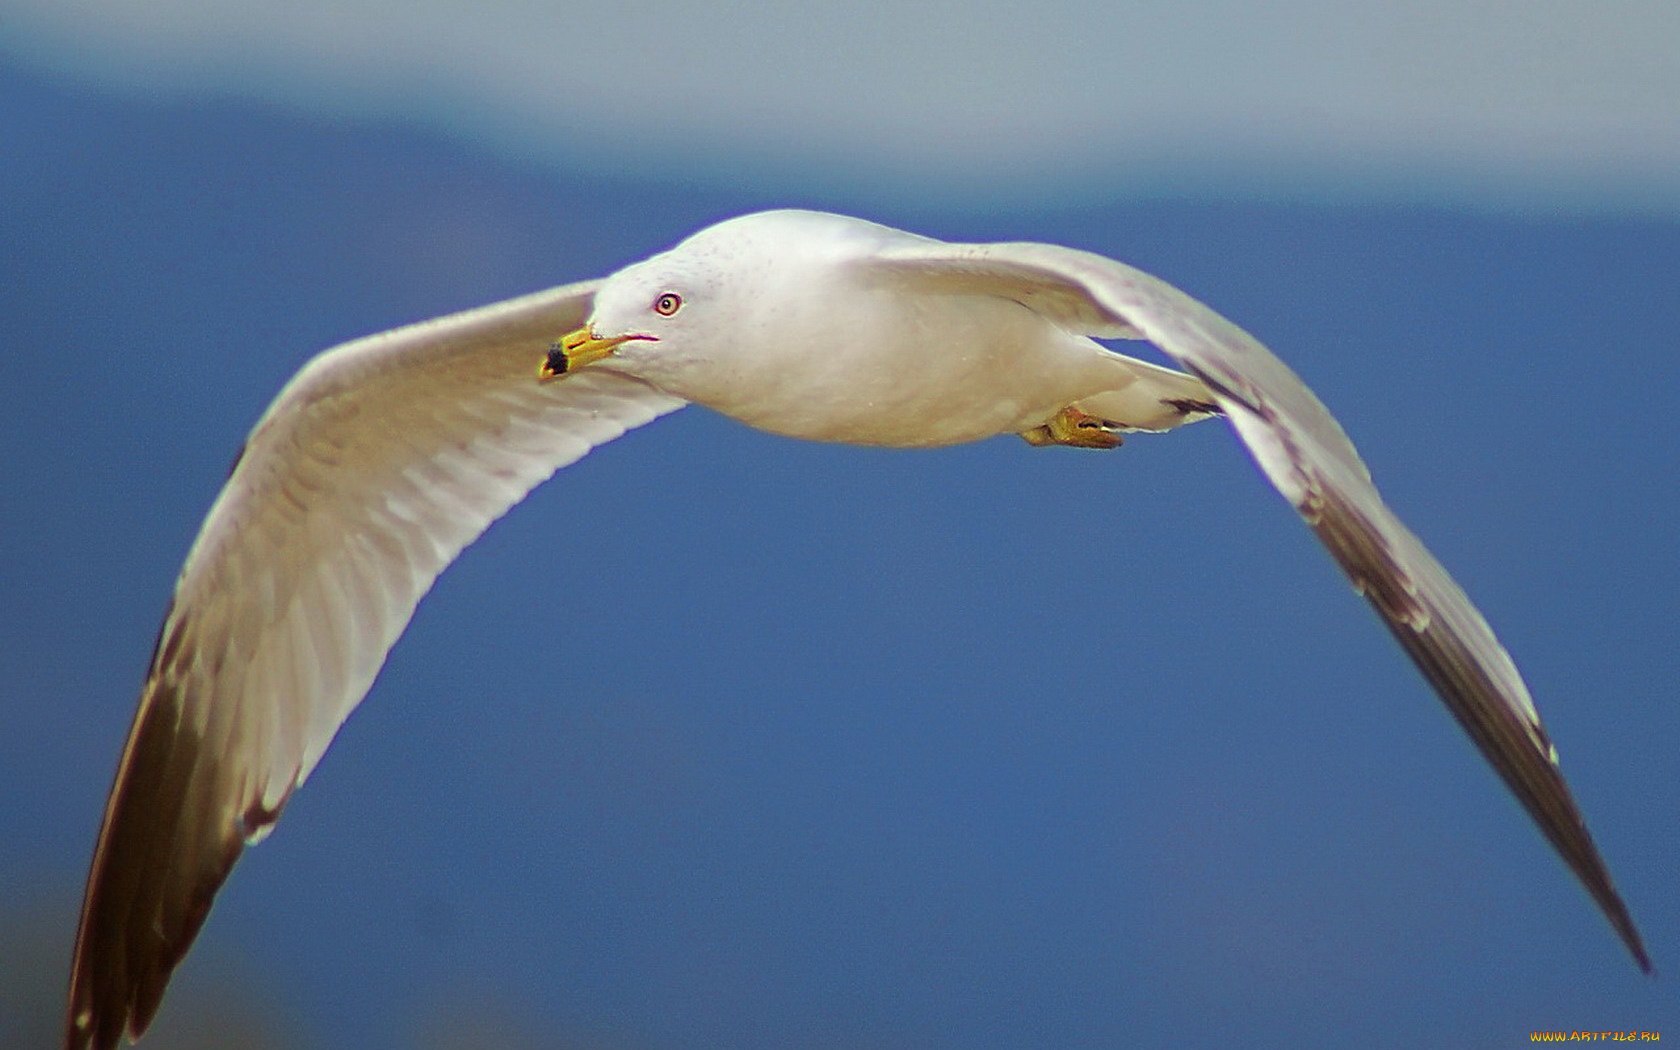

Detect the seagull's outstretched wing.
[
  {"left": 871, "top": 240, "right": 1650, "bottom": 972},
  {"left": 67, "top": 280, "right": 687, "bottom": 1050}
]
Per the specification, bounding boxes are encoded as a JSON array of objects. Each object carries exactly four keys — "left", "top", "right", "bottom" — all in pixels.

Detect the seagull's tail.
[{"left": 1075, "top": 354, "right": 1224, "bottom": 432}]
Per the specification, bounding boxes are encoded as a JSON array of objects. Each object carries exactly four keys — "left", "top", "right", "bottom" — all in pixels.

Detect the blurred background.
[{"left": 3, "top": 2, "right": 1677, "bottom": 1047}]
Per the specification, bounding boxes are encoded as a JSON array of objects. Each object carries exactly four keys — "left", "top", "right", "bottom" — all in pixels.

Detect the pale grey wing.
[
  {"left": 870, "top": 241, "right": 1650, "bottom": 972},
  {"left": 67, "top": 280, "right": 688, "bottom": 1050}
]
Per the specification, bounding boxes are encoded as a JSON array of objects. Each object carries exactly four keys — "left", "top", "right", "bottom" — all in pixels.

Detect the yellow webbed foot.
[{"left": 1019, "top": 406, "right": 1126, "bottom": 449}]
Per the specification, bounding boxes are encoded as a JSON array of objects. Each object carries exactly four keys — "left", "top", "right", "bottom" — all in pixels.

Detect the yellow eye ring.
[{"left": 653, "top": 292, "right": 682, "bottom": 316}]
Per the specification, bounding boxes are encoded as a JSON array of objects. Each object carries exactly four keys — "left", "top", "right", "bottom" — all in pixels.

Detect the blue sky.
[{"left": 2, "top": 6, "right": 1678, "bottom": 1049}]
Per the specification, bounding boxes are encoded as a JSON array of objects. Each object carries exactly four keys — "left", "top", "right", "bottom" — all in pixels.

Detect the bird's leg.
[{"left": 1019, "top": 406, "right": 1126, "bottom": 449}]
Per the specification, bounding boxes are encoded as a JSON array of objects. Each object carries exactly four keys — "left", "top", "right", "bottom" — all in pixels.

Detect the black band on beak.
[{"left": 544, "top": 341, "right": 569, "bottom": 376}]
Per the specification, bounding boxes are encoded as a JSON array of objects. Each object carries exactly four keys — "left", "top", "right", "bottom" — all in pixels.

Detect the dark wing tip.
[
  {"left": 65, "top": 638, "right": 255, "bottom": 1050},
  {"left": 1307, "top": 485, "right": 1651, "bottom": 973},
  {"left": 1382, "top": 609, "right": 1653, "bottom": 974}
]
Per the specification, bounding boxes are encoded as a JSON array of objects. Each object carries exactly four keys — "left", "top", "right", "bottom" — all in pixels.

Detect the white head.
[{"left": 542, "top": 210, "right": 906, "bottom": 406}]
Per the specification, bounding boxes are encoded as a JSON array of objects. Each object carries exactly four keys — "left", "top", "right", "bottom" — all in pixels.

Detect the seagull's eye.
[{"left": 653, "top": 292, "right": 682, "bottom": 316}]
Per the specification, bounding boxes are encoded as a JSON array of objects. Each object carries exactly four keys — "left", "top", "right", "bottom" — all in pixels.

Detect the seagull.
[{"left": 66, "top": 208, "right": 1649, "bottom": 1049}]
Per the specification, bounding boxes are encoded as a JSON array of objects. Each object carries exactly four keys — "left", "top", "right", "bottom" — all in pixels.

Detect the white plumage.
[{"left": 66, "top": 209, "right": 1646, "bottom": 1050}]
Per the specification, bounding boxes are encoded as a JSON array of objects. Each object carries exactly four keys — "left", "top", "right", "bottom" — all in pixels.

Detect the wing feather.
[
  {"left": 67, "top": 280, "right": 686, "bottom": 1049},
  {"left": 873, "top": 240, "right": 1650, "bottom": 972}
]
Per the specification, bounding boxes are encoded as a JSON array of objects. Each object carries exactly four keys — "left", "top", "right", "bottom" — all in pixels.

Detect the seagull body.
[
  {"left": 66, "top": 209, "right": 1648, "bottom": 1050},
  {"left": 584, "top": 210, "right": 1211, "bottom": 445}
]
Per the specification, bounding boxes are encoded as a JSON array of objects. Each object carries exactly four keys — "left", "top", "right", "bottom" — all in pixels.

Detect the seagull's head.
[
  {"left": 538, "top": 219, "right": 786, "bottom": 396},
  {"left": 539, "top": 210, "right": 879, "bottom": 407},
  {"left": 540, "top": 267, "right": 692, "bottom": 380}
]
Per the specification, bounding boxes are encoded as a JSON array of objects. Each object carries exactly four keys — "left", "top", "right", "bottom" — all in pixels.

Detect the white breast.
[{"left": 697, "top": 265, "right": 1126, "bottom": 448}]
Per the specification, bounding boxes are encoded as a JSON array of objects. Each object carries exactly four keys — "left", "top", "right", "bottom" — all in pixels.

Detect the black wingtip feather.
[
  {"left": 65, "top": 658, "right": 248, "bottom": 1049},
  {"left": 1307, "top": 485, "right": 1651, "bottom": 973},
  {"left": 1381, "top": 617, "right": 1653, "bottom": 974}
]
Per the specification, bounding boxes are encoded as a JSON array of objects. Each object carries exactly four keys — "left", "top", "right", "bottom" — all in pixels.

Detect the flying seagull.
[{"left": 66, "top": 209, "right": 1649, "bottom": 1049}]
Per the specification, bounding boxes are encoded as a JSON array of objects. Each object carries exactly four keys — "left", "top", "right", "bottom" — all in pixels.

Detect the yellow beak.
[{"left": 538, "top": 326, "right": 641, "bottom": 380}]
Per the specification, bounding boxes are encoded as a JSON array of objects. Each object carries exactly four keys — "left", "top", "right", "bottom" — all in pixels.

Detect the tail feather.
[{"left": 1076, "top": 355, "right": 1224, "bottom": 432}]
